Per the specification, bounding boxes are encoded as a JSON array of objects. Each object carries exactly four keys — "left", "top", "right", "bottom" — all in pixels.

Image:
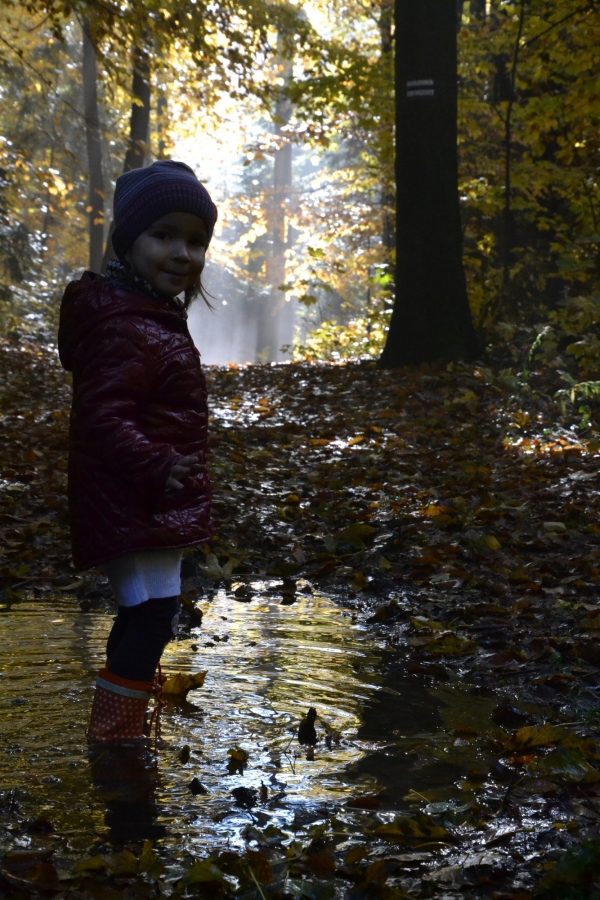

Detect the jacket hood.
[{"left": 58, "top": 271, "right": 184, "bottom": 371}]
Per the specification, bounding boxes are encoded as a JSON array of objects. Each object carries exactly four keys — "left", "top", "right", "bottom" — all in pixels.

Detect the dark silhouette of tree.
[
  {"left": 81, "top": 18, "right": 105, "bottom": 273},
  {"left": 379, "top": 0, "right": 478, "bottom": 367}
]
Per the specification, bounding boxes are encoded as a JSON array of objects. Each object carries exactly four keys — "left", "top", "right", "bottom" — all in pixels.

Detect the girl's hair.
[
  {"left": 184, "top": 274, "right": 213, "bottom": 311},
  {"left": 106, "top": 258, "right": 213, "bottom": 311}
]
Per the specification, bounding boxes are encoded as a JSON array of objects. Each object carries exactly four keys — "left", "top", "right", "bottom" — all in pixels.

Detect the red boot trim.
[{"left": 96, "top": 668, "right": 152, "bottom": 700}]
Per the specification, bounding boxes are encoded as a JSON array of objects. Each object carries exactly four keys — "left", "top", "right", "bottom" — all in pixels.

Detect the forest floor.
[{"left": 1, "top": 333, "right": 600, "bottom": 898}]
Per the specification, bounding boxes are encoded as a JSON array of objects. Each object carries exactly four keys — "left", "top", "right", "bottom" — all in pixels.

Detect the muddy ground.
[{"left": 1, "top": 334, "right": 600, "bottom": 898}]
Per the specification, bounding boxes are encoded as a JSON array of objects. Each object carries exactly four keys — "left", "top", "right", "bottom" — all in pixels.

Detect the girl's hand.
[{"left": 165, "top": 455, "right": 203, "bottom": 493}]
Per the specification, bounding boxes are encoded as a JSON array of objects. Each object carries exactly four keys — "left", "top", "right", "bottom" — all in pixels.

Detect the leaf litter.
[{"left": 1, "top": 337, "right": 600, "bottom": 896}]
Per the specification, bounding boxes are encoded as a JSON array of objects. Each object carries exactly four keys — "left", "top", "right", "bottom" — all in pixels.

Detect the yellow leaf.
[
  {"left": 227, "top": 746, "right": 249, "bottom": 774},
  {"left": 139, "top": 841, "right": 164, "bottom": 881},
  {"left": 375, "top": 814, "right": 449, "bottom": 843},
  {"left": 508, "top": 724, "right": 568, "bottom": 751},
  {"left": 486, "top": 535, "right": 502, "bottom": 550},
  {"left": 73, "top": 849, "right": 140, "bottom": 876},
  {"left": 507, "top": 725, "right": 599, "bottom": 758},
  {"left": 411, "top": 633, "right": 475, "bottom": 655},
  {"left": 353, "top": 571, "right": 368, "bottom": 589},
  {"left": 162, "top": 671, "right": 207, "bottom": 697},
  {"left": 72, "top": 855, "right": 109, "bottom": 875},
  {"left": 228, "top": 746, "right": 249, "bottom": 763}
]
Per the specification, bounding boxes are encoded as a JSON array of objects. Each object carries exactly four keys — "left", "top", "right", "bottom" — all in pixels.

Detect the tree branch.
[
  {"left": 0, "top": 32, "right": 117, "bottom": 138},
  {"left": 524, "top": 1, "right": 597, "bottom": 47}
]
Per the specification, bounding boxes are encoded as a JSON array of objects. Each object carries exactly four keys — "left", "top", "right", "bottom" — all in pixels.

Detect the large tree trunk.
[
  {"left": 379, "top": 0, "right": 478, "bottom": 367},
  {"left": 101, "top": 43, "right": 151, "bottom": 269},
  {"left": 122, "top": 44, "right": 151, "bottom": 172},
  {"left": 82, "top": 19, "right": 105, "bottom": 273}
]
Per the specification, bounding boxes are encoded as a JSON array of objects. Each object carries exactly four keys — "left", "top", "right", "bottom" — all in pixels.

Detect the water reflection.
[
  {"left": 157, "top": 589, "right": 383, "bottom": 853},
  {"left": 89, "top": 743, "right": 165, "bottom": 845},
  {"left": 0, "top": 585, "right": 484, "bottom": 868},
  {"left": 350, "top": 666, "right": 458, "bottom": 805}
]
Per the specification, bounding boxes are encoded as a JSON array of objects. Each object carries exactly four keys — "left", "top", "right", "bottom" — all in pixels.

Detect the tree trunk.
[
  {"left": 123, "top": 44, "right": 151, "bottom": 173},
  {"left": 470, "top": 0, "right": 487, "bottom": 17},
  {"left": 379, "top": 0, "right": 478, "bottom": 367},
  {"left": 156, "top": 90, "right": 168, "bottom": 159},
  {"left": 256, "top": 49, "right": 294, "bottom": 362},
  {"left": 379, "top": 0, "right": 395, "bottom": 258},
  {"left": 101, "top": 43, "right": 151, "bottom": 269},
  {"left": 501, "top": 0, "right": 526, "bottom": 293},
  {"left": 82, "top": 18, "right": 105, "bottom": 273}
]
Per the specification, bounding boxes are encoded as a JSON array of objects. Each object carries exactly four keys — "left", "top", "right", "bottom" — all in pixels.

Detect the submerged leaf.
[
  {"left": 528, "top": 749, "right": 600, "bottom": 784},
  {"left": 375, "top": 814, "right": 450, "bottom": 843},
  {"left": 335, "top": 523, "right": 376, "bottom": 549},
  {"left": 537, "top": 837, "right": 600, "bottom": 896},
  {"left": 246, "top": 849, "right": 274, "bottom": 884},
  {"left": 507, "top": 725, "right": 600, "bottom": 759},
  {"left": 139, "top": 841, "right": 164, "bottom": 882},
  {"left": 72, "top": 849, "right": 139, "bottom": 877},
  {"left": 178, "top": 859, "right": 227, "bottom": 887},
  {"left": 72, "top": 855, "right": 109, "bottom": 875},
  {"left": 412, "top": 633, "right": 475, "bottom": 656}
]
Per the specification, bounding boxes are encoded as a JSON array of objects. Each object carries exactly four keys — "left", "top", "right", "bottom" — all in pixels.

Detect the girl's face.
[{"left": 128, "top": 211, "right": 208, "bottom": 299}]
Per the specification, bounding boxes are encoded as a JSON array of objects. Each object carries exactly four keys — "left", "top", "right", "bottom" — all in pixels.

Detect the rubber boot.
[{"left": 87, "top": 668, "right": 152, "bottom": 742}]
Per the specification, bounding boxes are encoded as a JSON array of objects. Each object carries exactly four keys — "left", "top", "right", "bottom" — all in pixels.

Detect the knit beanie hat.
[{"left": 112, "top": 160, "right": 218, "bottom": 260}]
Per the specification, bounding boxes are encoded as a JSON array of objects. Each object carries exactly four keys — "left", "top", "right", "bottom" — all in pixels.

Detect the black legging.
[{"left": 106, "top": 596, "right": 180, "bottom": 682}]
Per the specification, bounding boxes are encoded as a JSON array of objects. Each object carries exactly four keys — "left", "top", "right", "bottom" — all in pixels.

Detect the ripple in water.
[{"left": 0, "top": 586, "right": 388, "bottom": 862}]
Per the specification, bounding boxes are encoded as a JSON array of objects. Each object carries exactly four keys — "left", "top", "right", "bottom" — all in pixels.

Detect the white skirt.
[{"left": 103, "top": 549, "right": 184, "bottom": 607}]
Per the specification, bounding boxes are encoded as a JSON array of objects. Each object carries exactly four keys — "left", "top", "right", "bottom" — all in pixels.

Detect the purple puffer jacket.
[{"left": 58, "top": 272, "right": 211, "bottom": 571}]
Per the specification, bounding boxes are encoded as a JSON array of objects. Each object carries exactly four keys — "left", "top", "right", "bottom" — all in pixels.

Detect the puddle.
[{"left": 0, "top": 585, "right": 491, "bottom": 872}]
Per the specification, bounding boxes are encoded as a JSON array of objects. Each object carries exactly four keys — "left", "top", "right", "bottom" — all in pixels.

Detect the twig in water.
[
  {"left": 281, "top": 731, "right": 298, "bottom": 774},
  {"left": 498, "top": 770, "right": 521, "bottom": 815},
  {"left": 282, "top": 748, "right": 297, "bottom": 774},
  {"left": 248, "top": 867, "right": 267, "bottom": 900},
  {"left": 408, "top": 789, "right": 431, "bottom": 804},
  {"left": 577, "top": 786, "right": 600, "bottom": 816}
]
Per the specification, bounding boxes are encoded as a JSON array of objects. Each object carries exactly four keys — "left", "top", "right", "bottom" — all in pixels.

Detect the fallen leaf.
[
  {"left": 139, "top": 841, "right": 164, "bottom": 882},
  {"left": 227, "top": 745, "right": 249, "bottom": 774},
  {"left": 528, "top": 749, "right": 600, "bottom": 784},
  {"left": 375, "top": 814, "right": 450, "bottom": 843},
  {"left": 162, "top": 671, "right": 207, "bottom": 697},
  {"left": 178, "top": 859, "right": 226, "bottom": 887}
]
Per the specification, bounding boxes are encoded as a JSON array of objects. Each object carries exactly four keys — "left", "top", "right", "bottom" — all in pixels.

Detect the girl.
[{"left": 58, "top": 160, "right": 218, "bottom": 742}]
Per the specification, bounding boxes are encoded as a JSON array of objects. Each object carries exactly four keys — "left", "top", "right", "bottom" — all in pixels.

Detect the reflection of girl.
[{"left": 58, "top": 161, "right": 217, "bottom": 741}]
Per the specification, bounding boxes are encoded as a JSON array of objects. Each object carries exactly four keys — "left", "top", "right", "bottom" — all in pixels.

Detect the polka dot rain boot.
[{"left": 87, "top": 668, "right": 152, "bottom": 742}]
